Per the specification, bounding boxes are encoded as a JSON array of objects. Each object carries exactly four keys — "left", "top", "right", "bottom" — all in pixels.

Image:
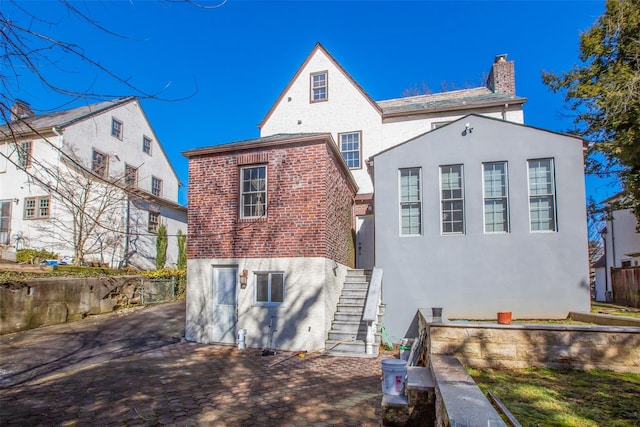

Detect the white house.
[
  {"left": 0, "top": 97, "right": 187, "bottom": 269},
  {"left": 372, "top": 115, "right": 590, "bottom": 341},
  {"left": 594, "top": 193, "right": 640, "bottom": 302},
  {"left": 259, "top": 43, "right": 527, "bottom": 269}
]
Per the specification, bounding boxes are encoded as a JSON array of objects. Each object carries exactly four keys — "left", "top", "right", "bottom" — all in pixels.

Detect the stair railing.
[{"left": 362, "top": 267, "right": 383, "bottom": 355}]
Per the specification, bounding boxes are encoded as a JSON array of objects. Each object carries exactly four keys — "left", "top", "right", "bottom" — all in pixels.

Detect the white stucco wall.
[
  {"left": 600, "top": 208, "right": 640, "bottom": 298},
  {"left": 185, "top": 257, "right": 348, "bottom": 351},
  {"left": 374, "top": 116, "right": 590, "bottom": 342}
]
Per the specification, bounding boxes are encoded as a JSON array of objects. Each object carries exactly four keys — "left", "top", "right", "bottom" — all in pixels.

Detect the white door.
[
  {"left": 211, "top": 266, "right": 238, "bottom": 344},
  {"left": 356, "top": 215, "right": 375, "bottom": 270}
]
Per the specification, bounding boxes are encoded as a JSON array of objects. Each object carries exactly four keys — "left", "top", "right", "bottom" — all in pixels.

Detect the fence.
[
  {"left": 141, "top": 277, "right": 176, "bottom": 304},
  {"left": 612, "top": 266, "right": 640, "bottom": 308}
]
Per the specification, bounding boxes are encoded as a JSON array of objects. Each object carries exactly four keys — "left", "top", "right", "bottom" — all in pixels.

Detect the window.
[
  {"left": 621, "top": 260, "right": 632, "bottom": 268},
  {"left": 240, "top": 166, "right": 267, "bottom": 218},
  {"left": 528, "top": 158, "right": 557, "bottom": 232},
  {"left": 441, "top": 165, "right": 464, "bottom": 234},
  {"left": 256, "top": 272, "right": 284, "bottom": 305},
  {"left": 92, "top": 150, "right": 108, "bottom": 178},
  {"left": 399, "top": 168, "right": 421, "bottom": 236},
  {"left": 339, "top": 131, "right": 361, "bottom": 169},
  {"left": 311, "top": 71, "right": 328, "bottom": 102},
  {"left": 483, "top": 162, "right": 509, "bottom": 233},
  {"left": 24, "top": 196, "right": 50, "bottom": 219},
  {"left": 17, "top": 141, "right": 32, "bottom": 168},
  {"left": 151, "top": 176, "right": 162, "bottom": 197},
  {"left": 125, "top": 164, "right": 138, "bottom": 187},
  {"left": 148, "top": 211, "right": 159, "bottom": 233},
  {"left": 142, "top": 136, "right": 152, "bottom": 155},
  {"left": 111, "top": 118, "right": 123, "bottom": 139}
]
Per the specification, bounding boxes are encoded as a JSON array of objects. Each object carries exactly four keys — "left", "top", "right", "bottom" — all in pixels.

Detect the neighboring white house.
[
  {"left": 373, "top": 115, "right": 591, "bottom": 341},
  {"left": 594, "top": 193, "right": 640, "bottom": 302},
  {"left": 0, "top": 97, "right": 187, "bottom": 269},
  {"left": 259, "top": 43, "right": 527, "bottom": 269}
]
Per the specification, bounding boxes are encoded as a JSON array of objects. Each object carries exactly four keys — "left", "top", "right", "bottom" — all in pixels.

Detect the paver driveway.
[{"left": 0, "top": 301, "right": 384, "bottom": 426}]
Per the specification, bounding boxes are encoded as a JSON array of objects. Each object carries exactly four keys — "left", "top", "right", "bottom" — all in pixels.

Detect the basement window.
[{"left": 255, "top": 272, "right": 284, "bottom": 306}]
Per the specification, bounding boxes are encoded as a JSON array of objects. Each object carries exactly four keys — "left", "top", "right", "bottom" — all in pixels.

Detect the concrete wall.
[
  {"left": 374, "top": 115, "right": 590, "bottom": 342},
  {"left": 0, "top": 276, "right": 143, "bottom": 334},
  {"left": 185, "top": 257, "right": 346, "bottom": 351}
]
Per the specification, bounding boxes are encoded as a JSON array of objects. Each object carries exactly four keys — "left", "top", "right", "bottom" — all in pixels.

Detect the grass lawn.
[
  {"left": 469, "top": 367, "right": 640, "bottom": 426},
  {"left": 591, "top": 301, "right": 640, "bottom": 319}
]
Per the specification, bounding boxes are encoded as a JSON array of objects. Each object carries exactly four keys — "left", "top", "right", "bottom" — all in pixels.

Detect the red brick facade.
[{"left": 186, "top": 135, "right": 357, "bottom": 267}]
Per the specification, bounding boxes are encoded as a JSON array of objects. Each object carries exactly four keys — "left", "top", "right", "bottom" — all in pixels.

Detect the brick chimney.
[
  {"left": 486, "top": 54, "right": 515, "bottom": 96},
  {"left": 11, "top": 99, "right": 35, "bottom": 121}
]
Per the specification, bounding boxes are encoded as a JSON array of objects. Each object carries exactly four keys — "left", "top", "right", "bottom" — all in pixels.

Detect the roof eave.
[{"left": 381, "top": 97, "right": 527, "bottom": 119}]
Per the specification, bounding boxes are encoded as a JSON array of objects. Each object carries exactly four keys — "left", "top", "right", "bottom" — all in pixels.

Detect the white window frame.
[
  {"left": 151, "top": 176, "right": 163, "bottom": 197},
  {"left": 255, "top": 271, "right": 285, "bottom": 306},
  {"left": 24, "top": 196, "right": 50, "bottom": 219},
  {"left": 17, "top": 141, "right": 32, "bottom": 168},
  {"left": 339, "top": 131, "right": 362, "bottom": 169},
  {"left": 111, "top": 118, "right": 123, "bottom": 140},
  {"left": 482, "top": 162, "right": 509, "bottom": 233},
  {"left": 440, "top": 164, "right": 465, "bottom": 235},
  {"left": 527, "top": 158, "right": 557, "bottom": 232},
  {"left": 399, "top": 168, "right": 422, "bottom": 236},
  {"left": 92, "top": 149, "right": 108, "bottom": 178},
  {"left": 142, "top": 135, "right": 152, "bottom": 155},
  {"left": 310, "top": 71, "right": 328, "bottom": 102},
  {"left": 240, "top": 165, "right": 267, "bottom": 219},
  {"left": 148, "top": 211, "right": 160, "bottom": 233}
]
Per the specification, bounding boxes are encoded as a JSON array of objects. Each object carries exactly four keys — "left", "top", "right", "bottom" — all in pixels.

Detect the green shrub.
[{"left": 17, "top": 248, "right": 58, "bottom": 264}]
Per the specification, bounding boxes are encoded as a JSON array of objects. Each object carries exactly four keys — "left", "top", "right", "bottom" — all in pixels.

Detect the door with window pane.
[
  {"left": 211, "top": 266, "right": 238, "bottom": 344},
  {"left": 0, "top": 201, "right": 11, "bottom": 245}
]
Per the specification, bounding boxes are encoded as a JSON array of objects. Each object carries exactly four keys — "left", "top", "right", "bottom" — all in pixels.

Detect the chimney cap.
[{"left": 494, "top": 54, "right": 508, "bottom": 63}]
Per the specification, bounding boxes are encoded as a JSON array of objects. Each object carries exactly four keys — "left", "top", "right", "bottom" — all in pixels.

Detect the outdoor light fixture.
[
  {"left": 239, "top": 269, "right": 248, "bottom": 289},
  {"left": 462, "top": 122, "right": 473, "bottom": 136}
]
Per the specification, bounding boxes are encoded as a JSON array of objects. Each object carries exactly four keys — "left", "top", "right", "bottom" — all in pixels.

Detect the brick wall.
[
  {"left": 487, "top": 55, "right": 515, "bottom": 95},
  {"left": 187, "top": 138, "right": 356, "bottom": 263}
]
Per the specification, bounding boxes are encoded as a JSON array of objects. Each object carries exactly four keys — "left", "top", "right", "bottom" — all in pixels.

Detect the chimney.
[
  {"left": 11, "top": 99, "right": 35, "bottom": 121},
  {"left": 486, "top": 54, "right": 515, "bottom": 96}
]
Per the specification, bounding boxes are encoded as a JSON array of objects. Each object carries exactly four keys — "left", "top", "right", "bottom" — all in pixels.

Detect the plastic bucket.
[{"left": 381, "top": 359, "right": 407, "bottom": 395}]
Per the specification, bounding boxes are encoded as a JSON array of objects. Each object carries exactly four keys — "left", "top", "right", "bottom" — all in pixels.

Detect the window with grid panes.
[
  {"left": 528, "top": 158, "right": 557, "bottom": 231},
  {"left": 339, "top": 132, "right": 361, "bottom": 169},
  {"left": 483, "top": 162, "right": 509, "bottom": 233},
  {"left": 441, "top": 165, "right": 464, "bottom": 234},
  {"left": 399, "top": 168, "right": 421, "bottom": 235}
]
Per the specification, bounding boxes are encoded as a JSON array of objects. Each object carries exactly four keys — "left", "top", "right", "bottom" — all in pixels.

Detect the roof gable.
[{"left": 258, "top": 43, "right": 382, "bottom": 129}]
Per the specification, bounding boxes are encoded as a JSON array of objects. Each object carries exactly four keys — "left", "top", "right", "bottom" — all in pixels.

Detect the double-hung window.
[
  {"left": 399, "top": 168, "right": 421, "bottom": 235},
  {"left": 17, "top": 141, "right": 32, "bottom": 168},
  {"left": 528, "top": 158, "right": 557, "bottom": 231},
  {"left": 240, "top": 165, "right": 267, "bottom": 218},
  {"left": 311, "top": 71, "right": 328, "bottom": 102},
  {"left": 111, "top": 118, "right": 123, "bottom": 139},
  {"left": 148, "top": 211, "right": 159, "bottom": 233},
  {"left": 24, "top": 196, "right": 50, "bottom": 219},
  {"left": 256, "top": 272, "right": 284, "bottom": 305},
  {"left": 483, "top": 162, "right": 509, "bottom": 233},
  {"left": 440, "top": 165, "right": 464, "bottom": 234},
  {"left": 151, "top": 176, "right": 163, "bottom": 197},
  {"left": 92, "top": 150, "right": 108, "bottom": 178},
  {"left": 142, "top": 136, "right": 152, "bottom": 155},
  {"left": 125, "top": 164, "right": 138, "bottom": 187},
  {"left": 339, "top": 131, "right": 361, "bottom": 169}
]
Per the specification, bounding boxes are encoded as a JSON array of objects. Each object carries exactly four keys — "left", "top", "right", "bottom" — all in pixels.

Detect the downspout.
[{"left": 502, "top": 103, "right": 508, "bottom": 120}]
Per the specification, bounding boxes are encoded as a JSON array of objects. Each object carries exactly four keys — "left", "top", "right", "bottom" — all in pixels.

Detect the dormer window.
[
  {"left": 111, "top": 118, "right": 123, "bottom": 140},
  {"left": 311, "top": 71, "right": 328, "bottom": 102}
]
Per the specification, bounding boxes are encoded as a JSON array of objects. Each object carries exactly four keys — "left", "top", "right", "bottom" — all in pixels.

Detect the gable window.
[
  {"left": 142, "top": 136, "right": 152, "bottom": 155},
  {"left": 256, "top": 272, "right": 284, "bottom": 305},
  {"left": 125, "top": 164, "right": 138, "bottom": 187},
  {"left": 24, "top": 196, "right": 50, "bottom": 219},
  {"left": 92, "top": 150, "right": 108, "bottom": 178},
  {"left": 399, "top": 168, "right": 421, "bottom": 236},
  {"left": 483, "top": 162, "right": 509, "bottom": 233},
  {"left": 528, "top": 158, "right": 557, "bottom": 232},
  {"left": 441, "top": 164, "right": 464, "bottom": 234},
  {"left": 311, "top": 71, "right": 328, "bottom": 102},
  {"left": 240, "top": 165, "right": 267, "bottom": 218},
  {"left": 339, "top": 131, "right": 361, "bottom": 169},
  {"left": 17, "top": 141, "right": 32, "bottom": 168},
  {"left": 111, "top": 118, "right": 123, "bottom": 139},
  {"left": 151, "top": 176, "right": 163, "bottom": 197},
  {"left": 148, "top": 211, "right": 159, "bottom": 233}
]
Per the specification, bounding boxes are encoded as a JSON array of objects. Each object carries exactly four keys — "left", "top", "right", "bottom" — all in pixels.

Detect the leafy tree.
[
  {"left": 155, "top": 223, "right": 168, "bottom": 270},
  {"left": 176, "top": 229, "right": 187, "bottom": 270},
  {"left": 542, "top": 0, "right": 640, "bottom": 217}
]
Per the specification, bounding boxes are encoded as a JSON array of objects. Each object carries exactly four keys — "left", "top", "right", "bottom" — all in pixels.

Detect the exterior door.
[
  {"left": 0, "top": 201, "right": 11, "bottom": 246},
  {"left": 211, "top": 266, "right": 238, "bottom": 344},
  {"left": 356, "top": 215, "right": 375, "bottom": 270}
]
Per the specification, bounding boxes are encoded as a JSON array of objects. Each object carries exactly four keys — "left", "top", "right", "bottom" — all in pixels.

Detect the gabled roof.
[
  {"left": 0, "top": 97, "right": 136, "bottom": 138},
  {"left": 258, "top": 43, "right": 382, "bottom": 129},
  {"left": 378, "top": 87, "right": 527, "bottom": 118}
]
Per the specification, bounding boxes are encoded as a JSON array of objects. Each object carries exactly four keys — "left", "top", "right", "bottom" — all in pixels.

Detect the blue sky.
[{"left": 3, "top": 0, "right": 614, "bottom": 206}]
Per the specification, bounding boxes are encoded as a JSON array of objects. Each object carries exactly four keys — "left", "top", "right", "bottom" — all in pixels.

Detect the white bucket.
[
  {"left": 381, "top": 359, "right": 407, "bottom": 396},
  {"left": 237, "top": 328, "right": 247, "bottom": 350}
]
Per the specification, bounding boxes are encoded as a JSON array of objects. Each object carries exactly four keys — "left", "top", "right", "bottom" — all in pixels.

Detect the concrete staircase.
[{"left": 324, "top": 269, "right": 382, "bottom": 356}]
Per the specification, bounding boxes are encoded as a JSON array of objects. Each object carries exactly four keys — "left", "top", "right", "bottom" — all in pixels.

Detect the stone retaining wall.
[{"left": 418, "top": 309, "right": 640, "bottom": 374}]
